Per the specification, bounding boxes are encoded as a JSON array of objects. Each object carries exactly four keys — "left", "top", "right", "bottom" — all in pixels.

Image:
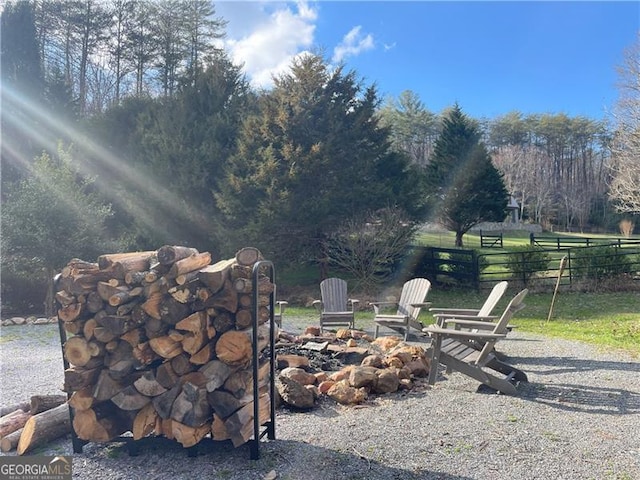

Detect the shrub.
[
  {"left": 571, "top": 246, "right": 633, "bottom": 281},
  {"left": 506, "top": 246, "right": 551, "bottom": 285}
]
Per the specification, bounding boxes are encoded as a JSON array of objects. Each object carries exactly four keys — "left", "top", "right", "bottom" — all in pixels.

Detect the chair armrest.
[
  {"left": 311, "top": 300, "right": 322, "bottom": 311},
  {"left": 410, "top": 302, "right": 431, "bottom": 309},
  {"left": 443, "top": 319, "right": 498, "bottom": 330},
  {"left": 423, "top": 325, "right": 508, "bottom": 340},
  {"left": 429, "top": 308, "right": 481, "bottom": 315},
  {"left": 368, "top": 301, "right": 396, "bottom": 315},
  {"left": 276, "top": 300, "right": 288, "bottom": 314},
  {"left": 433, "top": 313, "right": 499, "bottom": 321}
]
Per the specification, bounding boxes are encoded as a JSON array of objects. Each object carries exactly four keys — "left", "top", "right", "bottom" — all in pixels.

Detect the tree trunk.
[
  {"left": 455, "top": 230, "right": 464, "bottom": 247},
  {"left": 17, "top": 403, "right": 72, "bottom": 455}
]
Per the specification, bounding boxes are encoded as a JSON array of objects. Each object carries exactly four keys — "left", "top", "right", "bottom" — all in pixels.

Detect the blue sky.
[{"left": 215, "top": 1, "right": 638, "bottom": 121}]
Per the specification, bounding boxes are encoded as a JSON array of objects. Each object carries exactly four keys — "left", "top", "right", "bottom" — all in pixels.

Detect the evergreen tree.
[
  {"left": 426, "top": 104, "right": 508, "bottom": 246},
  {"left": 1, "top": 146, "right": 121, "bottom": 314},
  {"left": 216, "top": 53, "right": 425, "bottom": 267},
  {"left": 1, "top": 0, "right": 45, "bottom": 184}
]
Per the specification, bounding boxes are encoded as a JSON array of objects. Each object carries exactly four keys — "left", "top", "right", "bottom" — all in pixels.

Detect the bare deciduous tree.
[{"left": 608, "top": 35, "right": 640, "bottom": 213}]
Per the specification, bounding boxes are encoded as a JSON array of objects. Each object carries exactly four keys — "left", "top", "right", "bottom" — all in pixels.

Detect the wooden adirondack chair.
[
  {"left": 371, "top": 278, "right": 431, "bottom": 340},
  {"left": 429, "top": 281, "right": 508, "bottom": 327},
  {"left": 423, "top": 288, "right": 529, "bottom": 395},
  {"left": 273, "top": 300, "right": 288, "bottom": 328},
  {"left": 312, "top": 278, "right": 359, "bottom": 332}
]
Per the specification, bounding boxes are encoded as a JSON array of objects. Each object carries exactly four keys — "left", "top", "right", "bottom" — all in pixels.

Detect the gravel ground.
[{"left": 1, "top": 320, "right": 639, "bottom": 480}]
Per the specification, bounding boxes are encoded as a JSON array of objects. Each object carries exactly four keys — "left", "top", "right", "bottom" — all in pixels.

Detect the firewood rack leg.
[{"left": 249, "top": 260, "right": 277, "bottom": 460}]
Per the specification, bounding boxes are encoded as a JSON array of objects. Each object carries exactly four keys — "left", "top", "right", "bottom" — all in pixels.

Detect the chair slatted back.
[
  {"left": 478, "top": 281, "right": 509, "bottom": 317},
  {"left": 396, "top": 278, "right": 431, "bottom": 320},
  {"left": 477, "top": 288, "right": 528, "bottom": 364},
  {"left": 320, "top": 278, "right": 348, "bottom": 313}
]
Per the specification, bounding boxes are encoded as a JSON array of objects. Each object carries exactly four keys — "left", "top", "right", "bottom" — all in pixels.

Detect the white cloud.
[
  {"left": 332, "top": 26, "right": 375, "bottom": 63},
  {"left": 220, "top": 1, "right": 319, "bottom": 89},
  {"left": 383, "top": 42, "right": 397, "bottom": 52}
]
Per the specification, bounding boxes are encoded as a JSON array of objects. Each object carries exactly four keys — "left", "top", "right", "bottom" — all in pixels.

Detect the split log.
[
  {"left": 211, "top": 414, "right": 230, "bottom": 441},
  {"left": 166, "top": 252, "right": 212, "bottom": 279},
  {"left": 224, "top": 361, "right": 271, "bottom": 398},
  {"left": 224, "top": 393, "right": 270, "bottom": 447},
  {"left": 156, "top": 362, "right": 179, "bottom": 390},
  {"left": 64, "top": 366, "right": 101, "bottom": 392},
  {"left": 172, "top": 421, "right": 210, "bottom": 448},
  {"left": 197, "top": 258, "right": 235, "bottom": 293},
  {"left": 56, "top": 290, "right": 76, "bottom": 307},
  {"left": 170, "top": 382, "right": 210, "bottom": 427},
  {"left": 204, "top": 279, "right": 238, "bottom": 313},
  {"left": 30, "top": 394, "right": 67, "bottom": 415},
  {"left": 68, "top": 387, "right": 94, "bottom": 411},
  {"left": 157, "top": 245, "right": 199, "bottom": 266},
  {"left": 142, "top": 292, "right": 163, "bottom": 320},
  {"left": 133, "top": 371, "right": 167, "bottom": 397},
  {"left": 93, "top": 369, "right": 126, "bottom": 402},
  {"left": 93, "top": 326, "right": 117, "bottom": 343},
  {"left": 58, "top": 302, "right": 84, "bottom": 322},
  {"left": 211, "top": 311, "right": 234, "bottom": 334},
  {"left": 149, "top": 336, "right": 183, "bottom": 359},
  {"left": 175, "top": 271, "right": 200, "bottom": 286},
  {"left": 215, "top": 324, "right": 269, "bottom": 367},
  {"left": 132, "top": 342, "right": 159, "bottom": 366},
  {"left": 109, "top": 286, "right": 143, "bottom": 307},
  {"left": 199, "top": 360, "right": 234, "bottom": 393},
  {"left": 83, "top": 317, "right": 98, "bottom": 339},
  {"left": 97, "top": 315, "right": 141, "bottom": 336},
  {"left": 170, "top": 352, "right": 195, "bottom": 376},
  {"left": 168, "top": 285, "right": 196, "bottom": 304},
  {"left": 120, "top": 327, "right": 146, "bottom": 347},
  {"left": 63, "top": 319, "right": 85, "bottom": 336},
  {"left": 97, "top": 282, "right": 129, "bottom": 302},
  {"left": 71, "top": 402, "right": 133, "bottom": 443},
  {"left": 97, "top": 251, "right": 155, "bottom": 271},
  {"left": 17, "top": 403, "right": 72, "bottom": 455},
  {"left": 159, "top": 297, "right": 191, "bottom": 325},
  {"left": 189, "top": 343, "right": 213, "bottom": 365},
  {"left": 175, "top": 311, "right": 207, "bottom": 333},
  {"left": 207, "top": 390, "right": 251, "bottom": 419},
  {"left": 152, "top": 385, "right": 182, "bottom": 419},
  {"left": 132, "top": 403, "right": 158, "bottom": 440},
  {"left": 112, "top": 385, "right": 151, "bottom": 411},
  {"left": 86, "top": 292, "right": 104, "bottom": 313},
  {"left": 182, "top": 331, "right": 207, "bottom": 355},
  {"left": 0, "top": 409, "right": 32, "bottom": 438},
  {"left": 125, "top": 271, "right": 147, "bottom": 286}
]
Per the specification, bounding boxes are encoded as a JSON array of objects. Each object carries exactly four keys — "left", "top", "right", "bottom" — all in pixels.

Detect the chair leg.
[{"left": 374, "top": 324, "right": 379, "bottom": 338}]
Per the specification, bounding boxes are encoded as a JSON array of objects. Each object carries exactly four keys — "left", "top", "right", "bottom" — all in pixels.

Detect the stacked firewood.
[{"left": 57, "top": 246, "right": 274, "bottom": 449}]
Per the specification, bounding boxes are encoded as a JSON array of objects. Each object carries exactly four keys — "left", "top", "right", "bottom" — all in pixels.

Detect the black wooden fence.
[{"left": 407, "top": 243, "right": 640, "bottom": 291}]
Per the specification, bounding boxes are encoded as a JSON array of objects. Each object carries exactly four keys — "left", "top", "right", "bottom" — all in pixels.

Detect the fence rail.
[{"left": 407, "top": 243, "right": 640, "bottom": 291}]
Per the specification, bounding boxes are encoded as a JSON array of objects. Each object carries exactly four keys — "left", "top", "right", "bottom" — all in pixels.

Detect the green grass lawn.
[
  {"left": 277, "top": 229, "right": 640, "bottom": 357},
  {"left": 281, "top": 289, "right": 640, "bottom": 358}
]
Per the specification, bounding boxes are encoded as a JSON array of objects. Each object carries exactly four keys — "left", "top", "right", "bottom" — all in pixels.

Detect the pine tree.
[{"left": 426, "top": 104, "right": 508, "bottom": 246}]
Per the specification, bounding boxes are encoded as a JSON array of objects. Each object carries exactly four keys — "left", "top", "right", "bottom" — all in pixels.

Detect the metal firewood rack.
[{"left": 56, "top": 260, "right": 277, "bottom": 460}]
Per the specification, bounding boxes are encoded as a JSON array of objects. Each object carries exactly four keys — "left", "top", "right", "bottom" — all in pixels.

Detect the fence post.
[
  {"left": 567, "top": 250, "right": 572, "bottom": 285},
  {"left": 521, "top": 251, "right": 527, "bottom": 285},
  {"left": 529, "top": 232, "right": 535, "bottom": 246},
  {"left": 472, "top": 251, "right": 479, "bottom": 291}
]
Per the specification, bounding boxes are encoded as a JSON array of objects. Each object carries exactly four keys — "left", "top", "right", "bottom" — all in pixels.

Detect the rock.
[
  {"left": 333, "top": 346, "right": 369, "bottom": 365},
  {"left": 10, "top": 317, "right": 26, "bottom": 325},
  {"left": 304, "top": 326, "right": 321, "bottom": 336},
  {"left": 276, "top": 354, "right": 310, "bottom": 369},
  {"left": 318, "top": 380, "right": 335, "bottom": 394},
  {"left": 329, "top": 366, "right": 354, "bottom": 382},
  {"left": 34, "top": 317, "right": 51, "bottom": 325},
  {"left": 314, "top": 371, "right": 328, "bottom": 383},
  {"left": 276, "top": 376, "right": 315, "bottom": 410},
  {"left": 26, "top": 316, "right": 37, "bottom": 324},
  {"left": 349, "top": 366, "right": 378, "bottom": 388},
  {"left": 361, "top": 354, "right": 384, "bottom": 368},
  {"left": 404, "top": 358, "right": 430, "bottom": 378},
  {"left": 372, "top": 336, "right": 402, "bottom": 352},
  {"left": 373, "top": 368, "right": 400, "bottom": 394},
  {"left": 326, "top": 380, "right": 367, "bottom": 405},
  {"left": 280, "top": 367, "right": 316, "bottom": 386}
]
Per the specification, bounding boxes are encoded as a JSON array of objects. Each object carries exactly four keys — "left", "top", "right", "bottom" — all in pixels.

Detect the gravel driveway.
[{"left": 1, "top": 321, "right": 639, "bottom": 480}]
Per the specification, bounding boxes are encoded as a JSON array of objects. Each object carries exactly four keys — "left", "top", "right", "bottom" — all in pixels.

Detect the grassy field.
[
  {"left": 281, "top": 289, "right": 640, "bottom": 358},
  {"left": 276, "top": 229, "right": 640, "bottom": 358}
]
